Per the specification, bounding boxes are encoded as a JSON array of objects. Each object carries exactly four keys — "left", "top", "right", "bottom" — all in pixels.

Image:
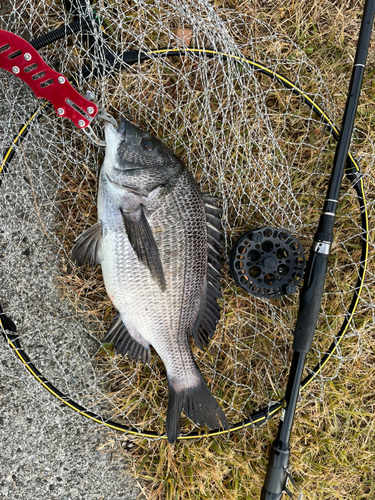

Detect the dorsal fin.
[{"left": 192, "top": 195, "right": 223, "bottom": 351}]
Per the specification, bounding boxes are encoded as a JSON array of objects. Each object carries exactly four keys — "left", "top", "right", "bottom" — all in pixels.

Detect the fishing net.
[{"left": 0, "top": 0, "right": 374, "bottom": 440}]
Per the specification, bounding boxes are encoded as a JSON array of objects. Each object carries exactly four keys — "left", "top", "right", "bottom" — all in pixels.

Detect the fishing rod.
[{"left": 261, "top": 0, "right": 375, "bottom": 498}]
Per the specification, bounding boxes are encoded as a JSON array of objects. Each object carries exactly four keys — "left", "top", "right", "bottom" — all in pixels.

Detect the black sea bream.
[{"left": 72, "top": 118, "right": 228, "bottom": 442}]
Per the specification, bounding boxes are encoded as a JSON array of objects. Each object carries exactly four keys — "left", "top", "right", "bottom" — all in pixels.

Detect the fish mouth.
[
  {"left": 104, "top": 117, "right": 129, "bottom": 140},
  {"left": 104, "top": 117, "right": 127, "bottom": 136},
  {"left": 104, "top": 117, "right": 130, "bottom": 145}
]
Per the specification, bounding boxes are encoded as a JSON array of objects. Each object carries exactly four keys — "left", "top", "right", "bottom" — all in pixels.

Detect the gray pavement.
[{"left": 0, "top": 348, "right": 142, "bottom": 500}]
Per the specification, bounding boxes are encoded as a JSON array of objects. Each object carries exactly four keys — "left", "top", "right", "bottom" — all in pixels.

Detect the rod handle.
[
  {"left": 261, "top": 441, "right": 290, "bottom": 499},
  {"left": 293, "top": 248, "right": 329, "bottom": 353}
]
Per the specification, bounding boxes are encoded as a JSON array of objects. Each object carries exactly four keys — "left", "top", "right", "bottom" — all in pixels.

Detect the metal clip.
[
  {"left": 80, "top": 124, "right": 106, "bottom": 147},
  {"left": 98, "top": 110, "right": 118, "bottom": 128},
  {"left": 312, "top": 241, "right": 331, "bottom": 255},
  {"left": 80, "top": 110, "right": 118, "bottom": 147}
]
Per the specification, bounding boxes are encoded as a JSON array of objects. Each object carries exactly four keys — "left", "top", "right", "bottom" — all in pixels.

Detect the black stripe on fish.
[
  {"left": 206, "top": 195, "right": 223, "bottom": 251},
  {"left": 195, "top": 327, "right": 209, "bottom": 349},
  {"left": 205, "top": 213, "right": 222, "bottom": 229},
  {"left": 103, "top": 314, "right": 151, "bottom": 363},
  {"left": 166, "top": 372, "right": 228, "bottom": 443},
  {"left": 203, "top": 203, "right": 222, "bottom": 218},
  {"left": 208, "top": 252, "right": 222, "bottom": 273},
  {"left": 207, "top": 234, "right": 223, "bottom": 251},
  {"left": 208, "top": 263, "right": 222, "bottom": 280},
  {"left": 207, "top": 281, "right": 221, "bottom": 299},
  {"left": 71, "top": 221, "right": 103, "bottom": 265},
  {"left": 207, "top": 299, "right": 221, "bottom": 314},
  {"left": 121, "top": 204, "right": 166, "bottom": 292},
  {"left": 206, "top": 222, "right": 222, "bottom": 239},
  {"left": 202, "top": 193, "right": 221, "bottom": 205},
  {"left": 200, "top": 315, "right": 216, "bottom": 338}
]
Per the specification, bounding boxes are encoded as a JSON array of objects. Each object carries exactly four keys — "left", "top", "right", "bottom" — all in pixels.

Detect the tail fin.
[{"left": 166, "top": 375, "right": 228, "bottom": 444}]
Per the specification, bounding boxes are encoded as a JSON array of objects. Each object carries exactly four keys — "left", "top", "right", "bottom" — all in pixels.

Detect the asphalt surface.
[{"left": 0, "top": 349, "right": 142, "bottom": 500}]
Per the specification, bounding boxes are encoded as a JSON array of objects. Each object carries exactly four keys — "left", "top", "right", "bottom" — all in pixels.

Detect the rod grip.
[
  {"left": 261, "top": 441, "right": 290, "bottom": 499},
  {"left": 293, "top": 250, "right": 329, "bottom": 353}
]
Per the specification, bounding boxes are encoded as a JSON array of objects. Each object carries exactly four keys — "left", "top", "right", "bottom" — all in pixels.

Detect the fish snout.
[{"left": 104, "top": 121, "right": 124, "bottom": 144}]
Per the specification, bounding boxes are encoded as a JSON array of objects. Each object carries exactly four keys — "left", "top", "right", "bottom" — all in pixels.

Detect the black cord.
[{"left": 29, "top": 19, "right": 87, "bottom": 50}]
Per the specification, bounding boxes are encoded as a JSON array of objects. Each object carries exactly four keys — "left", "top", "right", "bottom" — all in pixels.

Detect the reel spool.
[{"left": 230, "top": 227, "right": 306, "bottom": 299}]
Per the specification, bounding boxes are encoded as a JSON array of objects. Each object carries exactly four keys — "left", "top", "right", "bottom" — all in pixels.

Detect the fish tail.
[
  {"left": 166, "top": 381, "right": 185, "bottom": 444},
  {"left": 166, "top": 374, "right": 228, "bottom": 444}
]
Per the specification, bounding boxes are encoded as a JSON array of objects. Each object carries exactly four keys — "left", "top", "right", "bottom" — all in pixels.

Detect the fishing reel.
[{"left": 230, "top": 227, "right": 306, "bottom": 299}]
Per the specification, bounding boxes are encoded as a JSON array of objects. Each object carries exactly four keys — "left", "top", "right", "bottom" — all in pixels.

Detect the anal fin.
[{"left": 103, "top": 314, "right": 151, "bottom": 363}]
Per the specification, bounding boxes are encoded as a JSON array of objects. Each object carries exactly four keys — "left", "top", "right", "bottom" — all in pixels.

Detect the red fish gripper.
[{"left": 0, "top": 29, "right": 98, "bottom": 128}]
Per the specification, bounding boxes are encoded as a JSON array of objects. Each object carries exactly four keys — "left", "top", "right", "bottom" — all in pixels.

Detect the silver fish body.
[{"left": 72, "top": 118, "right": 228, "bottom": 442}]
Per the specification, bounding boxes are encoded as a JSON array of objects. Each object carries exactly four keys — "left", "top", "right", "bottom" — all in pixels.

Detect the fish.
[{"left": 72, "top": 117, "right": 228, "bottom": 443}]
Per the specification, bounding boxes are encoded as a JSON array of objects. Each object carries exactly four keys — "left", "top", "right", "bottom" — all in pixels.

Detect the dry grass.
[{"left": 53, "top": 0, "right": 375, "bottom": 498}]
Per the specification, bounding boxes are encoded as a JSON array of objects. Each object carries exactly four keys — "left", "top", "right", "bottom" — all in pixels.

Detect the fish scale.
[{"left": 105, "top": 170, "right": 206, "bottom": 382}]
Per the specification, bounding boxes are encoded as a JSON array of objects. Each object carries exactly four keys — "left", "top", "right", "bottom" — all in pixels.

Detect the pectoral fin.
[
  {"left": 121, "top": 205, "right": 166, "bottom": 292},
  {"left": 72, "top": 222, "right": 103, "bottom": 265}
]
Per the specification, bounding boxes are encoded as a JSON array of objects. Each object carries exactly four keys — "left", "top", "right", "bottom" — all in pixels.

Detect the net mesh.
[{"left": 0, "top": 0, "right": 374, "bottom": 438}]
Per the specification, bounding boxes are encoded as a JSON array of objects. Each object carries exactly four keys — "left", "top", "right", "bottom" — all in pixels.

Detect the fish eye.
[{"left": 141, "top": 137, "right": 154, "bottom": 151}]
